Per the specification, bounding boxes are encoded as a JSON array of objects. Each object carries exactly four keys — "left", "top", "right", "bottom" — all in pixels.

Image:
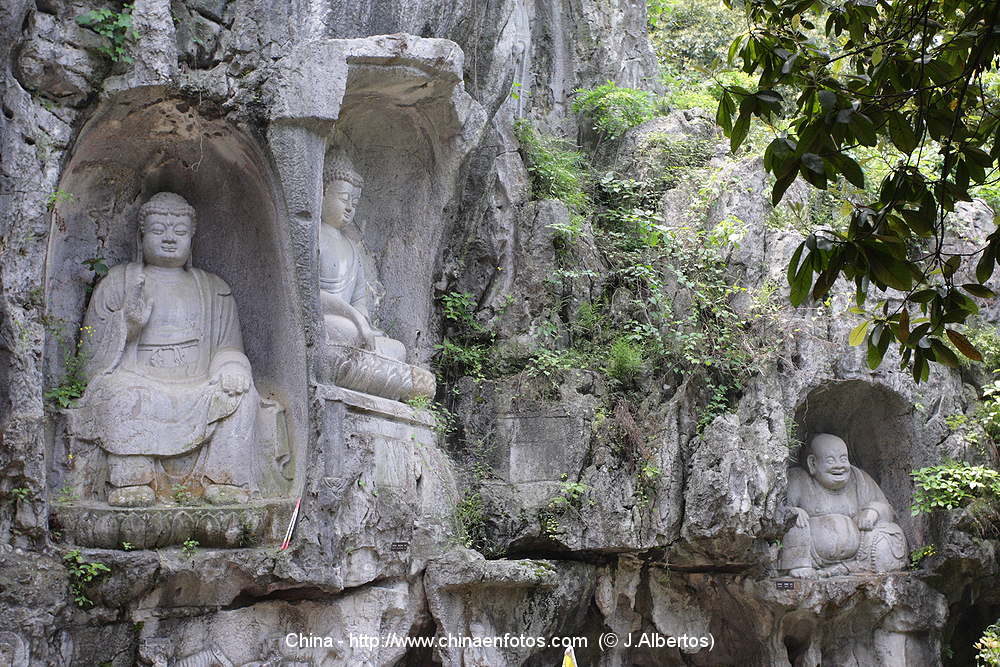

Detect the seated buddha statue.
[
  {"left": 779, "top": 433, "right": 907, "bottom": 577},
  {"left": 319, "top": 155, "right": 406, "bottom": 361},
  {"left": 315, "top": 150, "right": 434, "bottom": 401},
  {"left": 67, "top": 192, "right": 287, "bottom": 507}
]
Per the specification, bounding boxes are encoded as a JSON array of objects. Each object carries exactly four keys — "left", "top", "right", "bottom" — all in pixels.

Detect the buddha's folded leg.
[
  {"left": 199, "top": 386, "right": 260, "bottom": 503},
  {"left": 108, "top": 454, "right": 154, "bottom": 487},
  {"left": 107, "top": 455, "right": 155, "bottom": 506}
]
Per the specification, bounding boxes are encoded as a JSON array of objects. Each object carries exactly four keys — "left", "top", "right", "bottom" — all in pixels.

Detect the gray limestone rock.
[{"left": 2, "top": 0, "right": 999, "bottom": 664}]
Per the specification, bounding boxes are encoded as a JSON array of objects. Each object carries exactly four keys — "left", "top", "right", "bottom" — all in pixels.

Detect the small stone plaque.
[
  {"left": 390, "top": 541, "right": 409, "bottom": 552},
  {"left": 775, "top": 580, "right": 797, "bottom": 591}
]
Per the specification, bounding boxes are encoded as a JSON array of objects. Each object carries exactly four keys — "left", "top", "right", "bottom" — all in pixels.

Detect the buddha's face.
[
  {"left": 323, "top": 180, "right": 360, "bottom": 230},
  {"left": 142, "top": 213, "right": 193, "bottom": 268},
  {"left": 807, "top": 435, "right": 852, "bottom": 491}
]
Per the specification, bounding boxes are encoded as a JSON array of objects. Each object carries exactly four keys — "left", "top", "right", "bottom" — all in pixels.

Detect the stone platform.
[{"left": 50, "top": 499, "right": 295, "bottom": 549}]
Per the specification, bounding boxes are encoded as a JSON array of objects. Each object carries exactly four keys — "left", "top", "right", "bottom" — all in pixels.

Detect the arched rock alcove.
[
  {"left": 793, "top": 380, "right": 919, "bottom": 546},
  {"left": 43, "top": 87, "right": 306, "bottom": 507},
  {"left": 329, "top": 62, "right": 464, "bottom": 357}
]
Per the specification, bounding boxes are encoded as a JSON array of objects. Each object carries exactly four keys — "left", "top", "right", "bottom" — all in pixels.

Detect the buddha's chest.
[
  {"left": 137, "top": 276, "right": 202, "bottom": 371},
  {"left": 800, "top": 486, "right": 860, "bottom": 518},
  {"left": 320, "top": 234, "right": 354, "bottom": 271}
]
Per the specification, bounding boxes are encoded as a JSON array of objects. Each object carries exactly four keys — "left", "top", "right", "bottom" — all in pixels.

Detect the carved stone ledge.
[{"left": 50, "top": 499, "right": 294, "bottom": 549}]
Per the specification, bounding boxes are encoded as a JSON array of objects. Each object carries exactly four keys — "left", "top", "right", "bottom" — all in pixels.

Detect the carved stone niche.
[
  {"left": 780, "top": 380, "right": 918, "bottom": 578},
  {"left": 266, "top": 35, "right": 487, "bottom": 402},
  {"left": 44, "top": 87, "right": 306, "bottom": 548}
]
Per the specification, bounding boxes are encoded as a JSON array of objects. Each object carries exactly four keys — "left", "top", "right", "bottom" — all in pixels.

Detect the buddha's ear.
[{"left": 805, "top": 454, "right": 817, "bottom": 475}]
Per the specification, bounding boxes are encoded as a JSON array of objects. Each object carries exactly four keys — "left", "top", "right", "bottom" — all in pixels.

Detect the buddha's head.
[
  {"left": 806, "top": 433, "right": 852, "bottom": 491},
  {"left": 138, "top": 192, "right": 196, "bottom": 268},
  {"left": 322, "top": 152, "right": 363, "bottom": 231}
]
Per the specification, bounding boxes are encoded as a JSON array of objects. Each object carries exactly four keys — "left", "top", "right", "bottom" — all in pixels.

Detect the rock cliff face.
[{"left": 1, "top": 1, "right": 998, "bottom": 666}]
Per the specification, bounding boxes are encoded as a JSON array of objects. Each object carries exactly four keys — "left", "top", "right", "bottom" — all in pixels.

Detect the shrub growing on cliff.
[
  {"left": 75, "top": 4, "right": 138, "bottom": 63},
  {"left": 64, "top": 549, "right": 111, "bottom": 608},
  {"left": 911, "top": 462, "right": 1000, "bottom": 514},
  {"left": 571, "top": 82, "right": 659, "bottom": 139},
  {"left": 513, "top": 120, "right": 590, "bottom": 212}
]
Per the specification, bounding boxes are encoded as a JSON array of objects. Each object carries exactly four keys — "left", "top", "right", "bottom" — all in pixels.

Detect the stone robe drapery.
[
  {"left": 68, "top": 262, "right": 254, "bottom": 465},
  {"left": 779, "top": 466, "right": 907, "bottom": 574}
]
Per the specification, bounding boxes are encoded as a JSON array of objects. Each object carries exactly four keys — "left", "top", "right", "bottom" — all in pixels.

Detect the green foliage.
[
  {"left": 46, "top": 189, "right": 75, "bottom": 211},
  {"left": 435, "top": 291, "right": 496, "bottom": 384},
  {"left": 75, "top": 4, "right": 138, "bottom": 63},
  {"left": 454, "top": 491, "right": 489, "bottom": 552},
  {"left": 82, "top": 257, "right": 109, "bottom": 278},
  {"left": 634, "top": 462, "right": 661, "bottom": 508},
  {"left": 571, "top": 82, "right": 659, "bottom": 140},
  {"left": 55, "top": 485, "right": 78, "bottom": 504},
  {"left": 548, "top": 479, "right": 590, "bottom": 509},
  {"left": 64, "top": 549, "right": 111, "bottom": 608},
  {"left": 45, "top": 324, "right": 91, "bottom": 409},
  {"left": 441, "top": 292, "right": 481, "bottom": 332},
  {"left": 171, "top": 483, "right": 194, "bottom": 506},
  {"left": 435, "top": 339, "right": 491, "bottom": 383},
  {"left": 525, "top": 349, "right": 574, "bottom": 388},
  {"left": 181, "top": 538, "right": 199, "bottom": 557},
  {"left": 648, "top": 0, "right": 747, "bottom": 112},
  {"left": 10, "top": 487, "right": 31, "bottom": 502},
  {"left": 978, "top": 621, "right": 1000, "bottom": 666},
  {"left": 909, "top": 544, "right": 937, "bottom": 569},
  {"left": 605, "top": 337, "right": 643, "bottom": 385},
  {"left": 968, "top": 326, "right": 1000, "bottom": 372},
  {"left": 514, "top": 120, "right": 590, "bottom": 212},
  {"left": 911, "top": 462, "right": 1000, "bottom": 514},
  {"left": 648, "top": 0, "right": 743, "bottom": 67},
  {"left": 405, "top": 395, "right": 457, "bottom": 436},
  {"left": 120, "top": 542, "right": 135, "bottom": 552},
  {"left": 718, "top": 0, "right": 1000, "bottom": 380}
]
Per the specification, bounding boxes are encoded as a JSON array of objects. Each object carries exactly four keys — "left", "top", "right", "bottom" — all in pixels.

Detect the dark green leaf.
[{"left": 946, "top": 329, "right": 983, "bottom": 361}]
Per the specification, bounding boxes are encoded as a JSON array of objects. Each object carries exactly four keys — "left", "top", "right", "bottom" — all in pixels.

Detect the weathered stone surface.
[{"left": 3, "top": 0, "right": 999, "bottom": 664}]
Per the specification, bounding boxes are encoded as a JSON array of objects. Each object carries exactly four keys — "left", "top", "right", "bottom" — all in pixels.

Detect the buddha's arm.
[
  {"left": 79, "top": 265, "right": 131, "bottom": 381},
  {"left": 320, "top": 289, "right": 376, "bottom": 345},
  {"left": 854, "top": 467, "right": 894, "bottom": 522}
]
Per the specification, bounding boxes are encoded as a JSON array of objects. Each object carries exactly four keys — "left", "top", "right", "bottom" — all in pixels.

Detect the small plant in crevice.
[
  {"left": 524, "top": 349, "right": 575, "bottom": 395},
  {"left": 908, "top": 544, "right": 937, "bottom": 569},
  {"left": 45, "top": 323, "right": 93, "bottom": 409},
  {"left": 171, "top": 483, "right": 194, "bottom": 506},
  {"left": 634, "top": 462, "right": 662, "bottom": 509},
  {"left": 46, "top": 189, "right": 75, "bottom": 211},
  {"left": 75, "top": 4, "right": 138, "bottom": 63},
  {"left": 181, "top": 538, "right": 199, "bottom": 557},
  {"left": 405, "top": 395, "right": 457, "bottom": 436},
  {"left": 548, "top": 477, "right": 590, "bottom": 510},
  {"left": 454, "top": 491, "right": 492, "bottom": 554},
  {"left": 434, "top": 291, "right": 496, "bottom": 386},
  {"left": 64, "top": 549, "right": 111, "bottom": 608},
  {"left": 10, "top": 487, "right": 31, "bottom": 502},
  {"left": 55, "top": 485, "right": 78, "bottom": 504},
  {"left": 605, "top": 337, "right": 643, "bottom": 386}
]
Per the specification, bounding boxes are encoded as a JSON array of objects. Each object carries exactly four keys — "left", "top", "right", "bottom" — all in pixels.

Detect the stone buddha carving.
[
  {"left": 320, "top": 155, "right": 406, "bottom": 361},
  {"left": 67, "top": 192, "right": 287, "bottom": 507},
  {"left": 315, "top": 151, "right": 435, "bottom": 401},
  {"left": 779, "top": 434, "right": 907, "bottom": 577}
]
